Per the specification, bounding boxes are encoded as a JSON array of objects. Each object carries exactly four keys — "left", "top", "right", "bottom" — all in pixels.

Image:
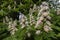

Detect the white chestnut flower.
[
  {"left": 10, "top": 27, "right": 18, "bottom": 35},
  {"left": 8, "top": 23, "right": 12, "bottom": 31},
  {"left": 29, "top": 9, "right": 35, "bottom": 25},
  {"left": 13, "top": 20, "right": 17, "bottom": 26},
  {"left": 10, "top": 24, "right": 18, "bottom": 35},
  {"left": 39, "top": 16, "right": 44, "bottom": 21},
  {"left": 27, "top": 32, "right": 31, "bottom": 37},
  {"left": 21, "top": 24, "right": 25, "bottom": 29},
  {"left": 37, "top": 9, "right": 43, "bottom": 20},
  {"left": 42, "top": 2, "right": 48, "bottom": 6},
  {"left": 46, "top": 16, "right": 51, "bottom": 20},
  {"left": 10, "top": 30, "right": 15, "bottom": 35},
  {"left": 10, "top": 28, "right": 18, "bottom": 35},
  {"left": 8, "top": 20, "right": 18, "bottom": 35},
  {"left": 9, "top": 21, "right": 12, "bottom": 26},
  {"left": 8, "top": 5, "right": 11, "bottom": 10},
  {"left": 35, "top": 30, "right": 41, "bottom": 35},
  {"left": 33, "top": 4, "right": 37, "bottom": 11},
  {"left": 35, "top": 20, "right": 42, "bottom": 28},
  {"left": 5, "top": 16, "right": 9, "bottom": 22},
  {"left": 3, "top": 18, "right": 5, "bottom": 23},
  {"left": 41, "top": 6, "right": 49, "bottom": 11},
  {"left": 8, "top": 21, "right": 13, "bottom": 31},
  {"left": 25, "top": 21, "right": 29, "bottom": 26},
  {"left": 43, "top": 25, "right": 52, "bottom": 32},
  {"left": 46, "top": 21, "right": 52, "bottom": 26},
  {"left": 57, "top": 9, "right": 60, "bottom": 15},
  {"left": 42, "top": 12, "right": 49, "bottom": 17}
]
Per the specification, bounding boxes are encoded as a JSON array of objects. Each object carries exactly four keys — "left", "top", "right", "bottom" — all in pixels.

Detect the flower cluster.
[
  {"left": 8, "top": 20, "right": 18, "bottom": 35},
  {"left": 3, "top": 16, "right": 18, "bottom": 35},
  {"left": 3, "top": 1, "right": 53, "bottom": 36},
  {"left": 18, "top": 2, "right": 53, "bottom": 35}
]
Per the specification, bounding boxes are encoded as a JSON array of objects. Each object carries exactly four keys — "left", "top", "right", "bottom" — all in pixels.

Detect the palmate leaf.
[
  {"left": 0, "top": 10, "right": 4, "bottom": 16},
  {"left": 56, "top": 33, "right": 60, "bottom": 38},
  {"left": 34, "top": 30, "right": 57, "bottom": 40},
  {"left": 14, "top": 28, "right": 27, "bottom": 40},
  {"left": 51, "top": 24, "right": 60, "bottom": 32},
  {"left": 0, "top": 23, "right": 10, "bottom": 40},
  {"left": 3, "top": 35, "right": 17, "bottom": 40},
  {"left": 0, "top": 9, "right": 7, "bottom": 16},
  {"left": 34, "top": 35, "right": 43, "bottom": 40},
  {"left": 3, "top": 27, "right": 27, "bottom": 40},
  {"left": 0, "top": 23, "right": 7, "bottom": 34},
  {"left": 12, "top": 8, "right": 19, "bottom": 12},
  {"left": 1, "top": 1, "right": 7, "bottom": 7}
]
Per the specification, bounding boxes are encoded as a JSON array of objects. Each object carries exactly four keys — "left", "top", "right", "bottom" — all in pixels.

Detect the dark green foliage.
[
  {"left": 0, "top": 23, "right": 10, "bottom": 40},
  {"left": 0, "top": 0, "right": 60, "bottom": 40}
]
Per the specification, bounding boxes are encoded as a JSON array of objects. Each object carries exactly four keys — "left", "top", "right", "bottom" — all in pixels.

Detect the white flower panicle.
[
  {"left": 29, "top": 8, "right": 36, "bottom": 25},
  {"left": 8, "top": 20, "right": 18, "bottom": 35},
  {"left": 35, "top": 1, "right": 50, "bottom": 28},
  {"left": 39, "top": 2, "right": 49, "bottom": 15},
  {"left": 6, "top": 1, "right": 53, "bottom": 35}
]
